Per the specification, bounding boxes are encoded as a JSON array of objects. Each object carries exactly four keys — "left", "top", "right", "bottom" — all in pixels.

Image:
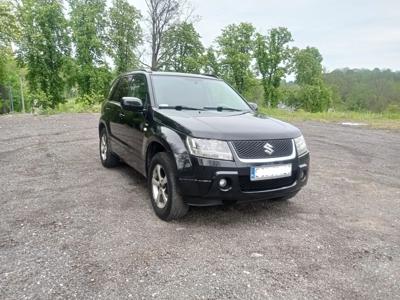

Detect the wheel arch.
[
  {"left": 145, "top": 137, "right": 173, "bottom": 178},
  {"left": 98, "top": 120, "right": 108, "bottom": 138},
  {"left": 145, "top": 127, "right": 192, "bottom": 178}
]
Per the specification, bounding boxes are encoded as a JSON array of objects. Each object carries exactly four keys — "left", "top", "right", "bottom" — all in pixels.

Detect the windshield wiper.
[
  {"left": 159, "top": 105, "right": 204, "bottom": 111},
  {"left": 203, "top": 106, "right": 247, "bottom": 112}
]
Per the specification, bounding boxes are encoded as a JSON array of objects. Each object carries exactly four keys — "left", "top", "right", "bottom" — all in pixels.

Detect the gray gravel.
[{"left": 0, "top": 113, "right": 399, "bottom": 299}]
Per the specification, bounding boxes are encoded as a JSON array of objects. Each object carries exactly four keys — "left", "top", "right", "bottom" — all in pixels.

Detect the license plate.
[{"left": 250, "top": 164, "right": 292, "bottom": 181}]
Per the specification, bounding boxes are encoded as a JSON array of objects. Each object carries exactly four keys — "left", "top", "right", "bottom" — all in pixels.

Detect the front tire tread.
[
  {"left": 100, "top": 128, "right": 119, "bottom": 168},
  {"left": 148, "top": 152, "right": 189, "bottom": 221}
]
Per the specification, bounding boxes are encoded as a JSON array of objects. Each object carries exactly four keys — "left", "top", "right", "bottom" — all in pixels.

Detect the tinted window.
[
  {"left": 108, "top": 80, "right": 119, "bottom": 101},
  {"left": 129, "top": 74, "right": 148, "bottom": 104},
  {"left": 111, "top": 76, "right": 131, "bottom": 102},
  {"left": 151, "top": 75, "right": 250, "bottom": 110}
]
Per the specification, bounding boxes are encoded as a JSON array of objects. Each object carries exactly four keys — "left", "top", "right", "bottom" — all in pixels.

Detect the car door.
[
  {"left": 107, "top": 75, "right": 132, "bottom": 158},
  {"left": 118, "top": 74, "right": 150, "bottom": 173}
]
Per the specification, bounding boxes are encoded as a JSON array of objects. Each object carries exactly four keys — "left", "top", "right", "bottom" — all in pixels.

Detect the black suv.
[{"left": 99, "top": 71, "right": 309, "bottom": 220}]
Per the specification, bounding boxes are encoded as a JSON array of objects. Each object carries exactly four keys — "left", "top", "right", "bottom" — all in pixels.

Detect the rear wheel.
[
  {"left": 99, "top": 128, "right": 119, "bottom": 168},
  {"left": 148, "top": 152, "right": 189, "bottom": 221}
]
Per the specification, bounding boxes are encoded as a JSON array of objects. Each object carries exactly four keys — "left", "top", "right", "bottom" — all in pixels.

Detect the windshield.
[{"left": 151, "top": 75, "right": 251, "bottom": 111}]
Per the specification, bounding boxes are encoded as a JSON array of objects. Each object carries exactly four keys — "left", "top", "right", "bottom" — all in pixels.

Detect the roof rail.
[
  {"left": 130, "top": 68, "right": 152, "bottom": 73},
  {"left": 202, "top": 73, "right": 218, "bottom": 78},
  {"left": 120, "top": 69, "right": 152, "bottom": 76}
]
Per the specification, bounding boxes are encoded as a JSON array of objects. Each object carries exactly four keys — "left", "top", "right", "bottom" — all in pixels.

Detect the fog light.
[{"left": 219, "top": 178, "right": 228, "bottom": 188}]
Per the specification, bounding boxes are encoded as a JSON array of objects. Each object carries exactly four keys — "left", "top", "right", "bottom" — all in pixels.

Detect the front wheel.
[
  {"left": 99, "top": 128, "right": 119, "bottom": 168},
  {"left": 148, "top": 152, "right": 189, "bottom": 221}
]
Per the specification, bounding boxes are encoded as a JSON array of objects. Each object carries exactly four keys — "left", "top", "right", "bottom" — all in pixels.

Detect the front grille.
[{"left": 231, "top": 139, "right": 293, "bottom": 159}]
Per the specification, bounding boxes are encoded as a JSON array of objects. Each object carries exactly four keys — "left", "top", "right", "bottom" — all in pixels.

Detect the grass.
[
  {"left": 259, "top": 107, "right": 400, "bottom": 130},
  {"left": 41, "top": 98, "right": 101, "bottom": 114}
]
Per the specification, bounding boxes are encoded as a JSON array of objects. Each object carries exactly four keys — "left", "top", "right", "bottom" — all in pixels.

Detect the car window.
[
  {"left": 107, "top": 80, "right": 119, "bottom": 101},
  {"left": 110, "top": 79, "right": 121, "bottom": 102},
  {"left": 129, "top": 74, "right": 148, "bottom": 104},
  {"left": 111, "top": 76, "right": 131, "bottom": 102},
  {"left": 151, "top": 76, "right": 206, "bottom": 107},
  {"left": 151, "top": 75, "right": 250, "bottom": 110}
]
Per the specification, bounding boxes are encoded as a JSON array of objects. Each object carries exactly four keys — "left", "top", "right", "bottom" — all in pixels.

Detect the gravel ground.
[{"left": 0, "top": 113, "right": 399, "bottom": 300}]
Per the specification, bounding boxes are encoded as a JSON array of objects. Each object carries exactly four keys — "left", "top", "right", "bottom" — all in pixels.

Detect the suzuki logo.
[{"left": 263, "top": 142, "right": 274, "bottom": 155}]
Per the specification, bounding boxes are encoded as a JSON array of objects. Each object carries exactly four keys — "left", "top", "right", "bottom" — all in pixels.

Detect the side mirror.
[
  {"left": 121, "top": 97, "right": 143, "bottom": 111},
  {"left": 248, "top": 102, "right": 258, "bottom": 111}
]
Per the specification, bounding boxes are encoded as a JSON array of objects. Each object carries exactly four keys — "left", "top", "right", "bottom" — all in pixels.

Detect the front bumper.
[{"left": 178, "top": 153, "right": 310, "bottom": 206}]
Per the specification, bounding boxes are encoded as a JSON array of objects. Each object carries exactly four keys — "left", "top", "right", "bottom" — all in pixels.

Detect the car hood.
[{"left": 153, "top": 109, "right": 302, "bottom": 140}]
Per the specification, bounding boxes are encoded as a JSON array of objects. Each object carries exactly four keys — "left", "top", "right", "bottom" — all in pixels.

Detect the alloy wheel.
[
  {"left": 151, "top": 164, "right": 168, "bottom": 209},
  {"left": 100, "top": 134, "right": 107, "bottom": 161}
]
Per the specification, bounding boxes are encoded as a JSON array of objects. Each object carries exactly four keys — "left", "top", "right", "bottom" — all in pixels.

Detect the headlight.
[
  {"left": 294, "top": 135, "right": 308, "bottom": 156},
  {"left": 186, "top": 137, "right": 233, "bottom": 160}
]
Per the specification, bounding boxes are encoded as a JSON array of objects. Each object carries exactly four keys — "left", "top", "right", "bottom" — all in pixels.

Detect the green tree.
[
  {"left": 325, "top": 68, "right": 400, "bottom": 112},
  {"left": 203, "top": 47, "right": 220, "bottom": 76},
  {"left": 0, "top": 0, "right": 25, "bottom": 113},
  {"left": 293, "top": 46, "right": 323, "bottom": 85},
  {"left": 69, "top": 0, "right": 110, "bottom": 96},
  {"left": 292, "top": 84, "right": 332, "bottom": 112},
  {"left": 18, "top": 0, "right": 70, "bottom": 108},
  {"left": 160, "top": 22, "right": 204, "bottom": 73},
  {"left": 0, "top": 50, "right": 27, "bottom": 113},
  {"left": 291, "top": 47, "right": 332, "bottom": 112},
  {"left": 216, "top": 23, "right": 255, "bottom": 94},
  {"left": 108, "top": 0, "right": 142, "bottom": 74},
  {"left": 0, "top": 0, "right": 19, "bottom": 48},
  {"left": 254, "top": 27, "right": 292, "bottom": 107},
  {"left": 0, "top": 0, "right": 20, "bottom": 86}
]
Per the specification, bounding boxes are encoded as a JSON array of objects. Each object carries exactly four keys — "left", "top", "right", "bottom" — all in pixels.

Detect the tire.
[
  {"left": 99, "top": 128, "right": 119, "bottom": 168},
  {"left": 148, "top": 152, "right": 189, "bottom": 221}
]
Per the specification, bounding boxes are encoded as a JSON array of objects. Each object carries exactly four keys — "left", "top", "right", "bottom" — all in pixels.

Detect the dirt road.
[{"left": 0, "top": 113, "right": 399, "bottom": 299}]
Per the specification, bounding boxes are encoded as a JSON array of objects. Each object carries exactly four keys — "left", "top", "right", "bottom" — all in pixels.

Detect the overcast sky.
[{"left": 131, "top": 0, "right": 400, "bottom": 71}]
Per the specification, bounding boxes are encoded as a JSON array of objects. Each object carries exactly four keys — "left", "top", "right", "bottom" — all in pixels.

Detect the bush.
[
  {"left": 28, "top": 90, "right": 52, "bottom": 111},
  {"left": 242, "top": 77, "right": 264, "bottom": 104},
  {"left": 280, "top": 84, "right": 301, "bottom": 109},
  {"left": 385, "top": 104, "right": 400, "bottom": 114},
  {"left": 298, "top": 84, "right": 332, "bottom": 112},
  {"left": 41, "top": 98, "right": 101, "bottom": 114},
  {"left": 281, "top": 83, "right": 332, "bottom": 112},
  {"left": 75, "top": 92, "right": 104, "bottom": 106}
]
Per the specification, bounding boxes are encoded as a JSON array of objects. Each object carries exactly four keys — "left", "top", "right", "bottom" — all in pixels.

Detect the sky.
[{"left": 131, "top": 0, "right": 400, "bottom": 71}]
